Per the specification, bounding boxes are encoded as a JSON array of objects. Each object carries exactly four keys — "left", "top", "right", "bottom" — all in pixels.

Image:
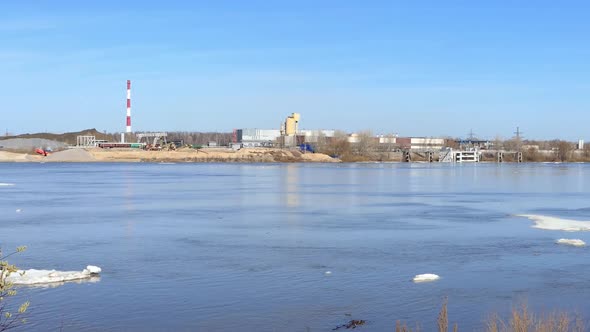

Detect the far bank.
[{"left": 0, "top": 148, "right": 339, "bottom": 163}]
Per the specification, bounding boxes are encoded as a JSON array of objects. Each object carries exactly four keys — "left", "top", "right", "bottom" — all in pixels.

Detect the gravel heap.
[
  {"left": 0, "top": 138, "right": 67, "bottom": 151},
  {"left": 44, "top": 149, "right": 96, "bottom": 162}
]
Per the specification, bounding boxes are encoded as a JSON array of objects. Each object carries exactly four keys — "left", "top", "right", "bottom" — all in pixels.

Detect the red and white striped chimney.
[{"left": 126, "top": 80, "right": 132, "bottom": 133}]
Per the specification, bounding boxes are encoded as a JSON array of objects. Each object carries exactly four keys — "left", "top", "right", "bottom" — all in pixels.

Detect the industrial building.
[
  {"left": 237, "top": 113, "right": 333, "bottom": 148},
  {"left": 344, "top": 134, "right": 445, "bottom": 150},
  {"left": 235, "top": 129, "right": 281, "bottom": 147},
  {"left": 395, "top": 137, "right": 446, "bottom": 150},
  {"left": 233, "top": 111, "right": 447, "bottom": 153},
  {"left": 279, "top": 113, "right": 301, "bottom": 147},
  {"left": 298, "top": 130, "right": 336, "bottom": 143}
]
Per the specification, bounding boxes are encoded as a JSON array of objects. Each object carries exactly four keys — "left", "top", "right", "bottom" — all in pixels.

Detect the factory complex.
[
  {"left": 2, "top": 80, "right": 587, "bottom": 163},
  {"left": 85, "top": 80, "right": 450, "bottom": 156}
]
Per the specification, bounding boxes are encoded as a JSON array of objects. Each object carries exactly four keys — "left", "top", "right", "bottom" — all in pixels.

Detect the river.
[{"left": 1, "top": 162, "right": 589, "bottom": 331}]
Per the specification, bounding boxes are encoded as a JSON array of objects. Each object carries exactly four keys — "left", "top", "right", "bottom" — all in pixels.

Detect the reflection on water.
[
  {"left": 1, "top": 162, "right": 590, "bottom": 331},
  {"left": 284, "top": 164, "right": 300, "bottom": 208}
]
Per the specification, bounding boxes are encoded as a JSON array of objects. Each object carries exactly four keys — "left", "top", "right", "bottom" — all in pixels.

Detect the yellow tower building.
[{"left": 284, "top": 113, "right": 300, "bottom": 136}]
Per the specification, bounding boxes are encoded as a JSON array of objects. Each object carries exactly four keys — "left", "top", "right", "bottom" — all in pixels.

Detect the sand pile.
[
  {"left": 44, "top": 149, "right": 96, "bottom": 162},
  {"left": 0, "top": 138, "right": 67, "bottom": 151},
  {"left": 89, "top": 147, "right": 338, "bottom": 163},
  {"left": 0, "top": 151, "right": 31, "bottom": 162},
  {"left": 301, "top": 152, "right": 339, "bottom": 162}
]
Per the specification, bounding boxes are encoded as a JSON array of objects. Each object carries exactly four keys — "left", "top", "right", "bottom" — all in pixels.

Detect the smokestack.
[{"left": 126, "top": 80, "right": 131, "bottom": 133}]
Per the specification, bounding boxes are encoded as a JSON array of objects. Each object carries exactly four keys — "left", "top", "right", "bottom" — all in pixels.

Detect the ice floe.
[
  {"left": 556, "top": 239, "right": 586, "bottom": 247},
  {"left": 6, "top": 265, "right": 101, "bottom": 285},
  {"left": 517, "top": 214, "right": 590, "bottom": 232},
  {"left": 0, "top": 183, "right": 15, "bottom": 186},
  {"left": 412, "top": 274, "right": 440, "bottom": 283}
]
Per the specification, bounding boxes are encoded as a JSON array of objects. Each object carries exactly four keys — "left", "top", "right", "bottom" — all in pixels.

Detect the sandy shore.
[
  {"left": 0, "top": 148, "right": 339, "bottom": 163},
  {"left": 0, "top": 151, "right": 43, "bottom": 162}
]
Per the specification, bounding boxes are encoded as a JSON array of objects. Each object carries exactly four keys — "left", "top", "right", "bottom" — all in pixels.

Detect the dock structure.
[
  {"left": 435, "top": 148, "right": 527, "bottom": 163},
  {"left": 437, "top": 149, "right": 481, "bottom": 163},
  {"left": 396, "top": 148, "right": 525, "bottom": 163},
  {"left": 402, "top": 150, "right": 411, "bottom": 162},
  {"left": 495, "top": 150, "right": 523, "bottom": 163},
  {"left": 426, "top": 151, "right": 434, "bottom": 162},
  {"left": 409, "top": 150, "right": 437, "bottom": 162},
  {"left": 439, "top": 149, "right": 454, "bottom": 162},
  {"left": 453, "top": 150, "right": 481, "bottom": 162}
]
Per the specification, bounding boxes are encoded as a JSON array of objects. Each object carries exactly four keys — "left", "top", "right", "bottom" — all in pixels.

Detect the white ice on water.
[
  {"left": 412, "top": 274, "right": 440, "bottom": 283},
  {"left": 556, "top": 239, "right": 586, "bottom": 247},
  {"left": 6, "top": 265, "right": 101, "bottom": 285},
  {"left": 517, "top": 214, "right": 590, "bottom": 232},
  {"left": 0, "top": 183, "right": 15, "bottom": 186}
]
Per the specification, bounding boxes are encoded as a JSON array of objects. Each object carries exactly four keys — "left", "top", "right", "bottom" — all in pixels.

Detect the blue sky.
[{"left": 1, "top": 1, "right": 589, "bottom": 140}]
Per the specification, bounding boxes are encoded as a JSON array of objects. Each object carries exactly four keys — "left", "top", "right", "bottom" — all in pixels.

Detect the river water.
[{"left": 1, "top": 162, "right": 590, "bottom": 331}]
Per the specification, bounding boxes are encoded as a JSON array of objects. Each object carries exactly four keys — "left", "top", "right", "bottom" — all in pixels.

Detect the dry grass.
[
  {"left": 395, "top": 301, "right": 585, "bottom": 332},
  {"left": 394, "top": 320, "right": 421, "bottom": 332},
  {"left": 395, "top": 301, "right": 455, "bottom": 332},
  {"left": 486, "top": 303, "right": 585, "bottom": 332}
]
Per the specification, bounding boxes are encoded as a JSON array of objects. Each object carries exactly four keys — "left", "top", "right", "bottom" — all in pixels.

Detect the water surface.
[{"left": 1, "top": 162, "right": 590, "bottom": 331}]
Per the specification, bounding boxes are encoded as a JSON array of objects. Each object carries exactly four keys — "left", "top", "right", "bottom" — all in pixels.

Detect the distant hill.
[{"left": 1, "top": 129, "right": 113, "bottom": 145}]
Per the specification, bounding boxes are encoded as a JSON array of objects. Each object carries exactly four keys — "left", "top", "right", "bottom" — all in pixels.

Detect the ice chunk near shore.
[
  {"left": 6, "top": 265, "right": 101, "bottom": 285},
  {"left": 556, "top": 239, "right": 586, "bottom": 247},
  {"left": 413, "top": 274, "right": 440, "bottom": 283},
  {"left": 517, "top": 214, "right": 590, "bottom": 232}
]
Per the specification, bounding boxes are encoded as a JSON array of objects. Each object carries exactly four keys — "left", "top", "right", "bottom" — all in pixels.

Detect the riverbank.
[
  {"left": 3, "top": 148, "right": 590, "bottom": 163},
  {"left": 0, "top": 148, "right": 339, "bottom": 163}
]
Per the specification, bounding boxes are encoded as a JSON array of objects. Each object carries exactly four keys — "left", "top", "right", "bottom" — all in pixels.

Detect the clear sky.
[{"left": 1, "top": 1, "right": 589, "bottom": 140}]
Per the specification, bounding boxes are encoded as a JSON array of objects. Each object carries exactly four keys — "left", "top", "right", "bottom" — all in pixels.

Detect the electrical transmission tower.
[{"left": 513, "top": 126, "right": 524, "bottom": 151}]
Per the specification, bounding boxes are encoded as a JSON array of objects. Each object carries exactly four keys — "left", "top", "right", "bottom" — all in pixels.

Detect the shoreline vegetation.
[{"left": 392, "top": 301, "right": 585, "bottom": 332}]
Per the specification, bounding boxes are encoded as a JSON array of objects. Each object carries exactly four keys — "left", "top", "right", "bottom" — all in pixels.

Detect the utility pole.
[
  {"left": 465, "top": 129, "right": 477, "bottom": 149},
  {"left": 514, "top": 127, "right": 523, "bottom": 140},
  {"left": 513, "top": 126, "right": 523, "bottom": 151}
]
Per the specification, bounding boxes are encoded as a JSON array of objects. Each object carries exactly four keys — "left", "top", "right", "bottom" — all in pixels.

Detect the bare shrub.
[
  {"left": 0, "top": 246, "right": 29, "bottom": 331},
  {"left": 394, "top": 300, "right": 585, "bottom": 332}
]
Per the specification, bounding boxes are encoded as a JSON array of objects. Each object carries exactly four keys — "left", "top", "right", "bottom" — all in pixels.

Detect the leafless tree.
[
  {"left": 555, "top": 140, "right": 573, "bottom": 162},
  {"left": 353, "top": 130, "right": 376, "bottom": 156},
  {"left": 324, "top": 131, "right": 351, "bottom": 157}
]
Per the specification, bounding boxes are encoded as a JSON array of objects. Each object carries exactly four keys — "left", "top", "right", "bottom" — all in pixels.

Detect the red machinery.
[{"left": 35, "top": 148, "right": 48, "bottom": 156}]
